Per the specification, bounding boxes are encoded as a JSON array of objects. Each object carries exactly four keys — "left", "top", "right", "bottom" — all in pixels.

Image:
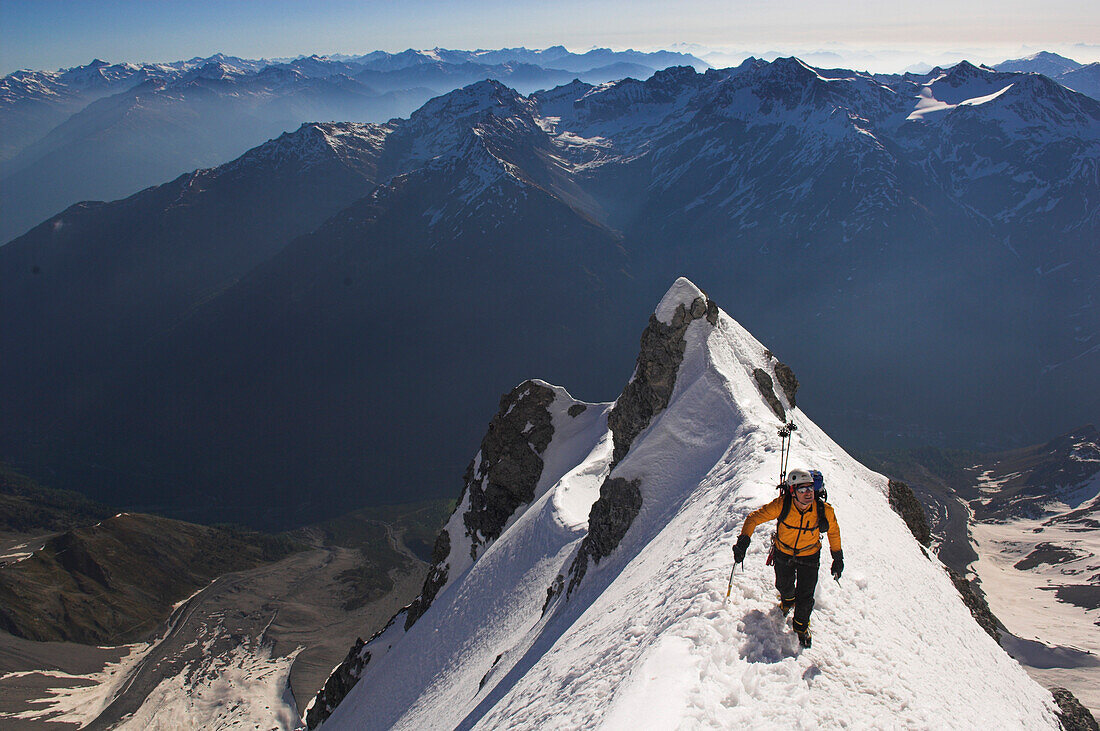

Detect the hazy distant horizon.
[
  {"left": 3, "top": 0, "right": 1098, "bottom": 76},
  {"left": 3, "top": 41, "right": 1100, "bottom": 79}
]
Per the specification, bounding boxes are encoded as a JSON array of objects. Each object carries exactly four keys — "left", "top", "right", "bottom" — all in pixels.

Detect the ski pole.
[{"left": 777, "top": 421, "right": 797, "bottom": 483}]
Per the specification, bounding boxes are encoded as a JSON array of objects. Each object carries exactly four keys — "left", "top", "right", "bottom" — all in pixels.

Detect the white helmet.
[{"left": 785, "top": 468, "right": 813, "bottom": 488}]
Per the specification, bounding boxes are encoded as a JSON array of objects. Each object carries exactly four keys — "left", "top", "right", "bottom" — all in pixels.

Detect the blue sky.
[{"left": 2, "top": 0, "right": 1098, "bottom": 75}]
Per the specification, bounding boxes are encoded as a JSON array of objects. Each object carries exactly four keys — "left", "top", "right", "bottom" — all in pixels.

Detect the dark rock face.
[
  {"left": 753, "top": 368, "right": 786, "bottom": 421},
  {"left": 307, "top": 380, "right": 558, "bottom": 726},
  {"left": 543, "top": 574, "right": 564, "bottom": 614},
  {"left": 1051, "top": 687, "right": 1099, "bottom": 731},
  {"left": 888, "top": 480, "right": 932, "bottom": 547},
  {"left": 305, "top": 638, "right": 370, "bottom": 729},
  {"left": 568, "top": 292, "right": 718, "bottom": 595},
  {"left": 946, "top": 568, "right": 1002, "bottom": 645},
  {"left": 773, "top": 360, "right": 798, "bottom": 408},
  {"left": 463, "top": 381, "right": 557, "bottom": 553},
  {"left": 403, "top": 529, "right": 450, "bottom": 630},
  {"left": 567, "top": 478, "right": 642, "bottom": 594},
  {"left": 607, "top": 295, "right": 719, "bottom": 467},
  {"left": 568, "top": 404, "right": 587, "bottom": 417},
  {"left": 407, "top": 380, "right": 556, "bottom": 631},
  {"left": 883, "top": 477, "right": 1000, "bottom": 643}
]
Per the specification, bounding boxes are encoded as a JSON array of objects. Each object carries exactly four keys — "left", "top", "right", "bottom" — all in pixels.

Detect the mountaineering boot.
[
  {"left": 793, "top": 618, "right": 811, "bottom": 648},
  {"left": 779, "top": 597, "right": 794, "bottom": 617}
]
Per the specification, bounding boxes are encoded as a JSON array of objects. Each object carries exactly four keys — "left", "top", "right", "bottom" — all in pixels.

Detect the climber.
[{"left": 732, "top": 467, "right": 843, "bottom": 649}]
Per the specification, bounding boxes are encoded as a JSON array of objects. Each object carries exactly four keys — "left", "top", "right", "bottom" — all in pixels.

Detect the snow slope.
[{"left": 322, "top": 278, "right": 1060, "bottom": 729}]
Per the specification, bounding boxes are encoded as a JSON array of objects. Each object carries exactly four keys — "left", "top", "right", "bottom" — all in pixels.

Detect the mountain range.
[
  {"left": 5, "top": 47, "right": 1098, "bottom": 247},
  {"left": 0, "top": 48, "right": 706, "bottom": 243},
  {"left": 996, "top": 51, "right": 1100, "bottom": 99},
  {"left": 2, "top": 57, "right": 1098, "bottom": 532}
]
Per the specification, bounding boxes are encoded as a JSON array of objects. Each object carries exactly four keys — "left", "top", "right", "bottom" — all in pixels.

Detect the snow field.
[
  {"left": 0, "top": 641, "right": 153, "bottom": 726},
  {"left": 115, "top": 637, "right": 302, "bottom": 730},
  {"left": 971, "top": 496, "right": 1100, "bottom": 656}
]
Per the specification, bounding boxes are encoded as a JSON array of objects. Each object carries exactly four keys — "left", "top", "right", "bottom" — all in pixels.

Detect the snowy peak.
[
  {"left": 530, "top": 78, "right": 595, "bottom": 117},
  {"left": 996, "top": 51, "right": 1083, "bottom": 77},
  {"left": 906, "top": 62, "right": 1022, "bottom": 122},
  {"left": 184, "top": 60, "right": 249, "bottom": 82},
  {"left": 393, "top": 80, "right": 549, "bottom": 176},
  {"left": 702, "top": 56, "right": 900, "bottom": 128},
  {"left": 929, "top": 61, "right": 1016, "bottom": 104},
  {"left": 973, "top": 72, "right": 1100, "bottom": 133},
  {"left": 408, "top": 78, "right": 536, "bottom": 128},
  {"left": 315, "top": 277, "right": 1062, "bottom": 730},
  {"left": 760, "top": 55, "right": 822, "bottom": 83},
  {"left": 228, "top": 121, "right": 390, "bottom": 173}
]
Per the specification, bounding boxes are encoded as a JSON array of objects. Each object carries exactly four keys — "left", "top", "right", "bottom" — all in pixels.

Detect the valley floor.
[
  {"left": 0, "top": 541, "right": 426, "bottom": 729},
  {"left": 970, "top": 506, "right": 1100, "bottom": 717}
]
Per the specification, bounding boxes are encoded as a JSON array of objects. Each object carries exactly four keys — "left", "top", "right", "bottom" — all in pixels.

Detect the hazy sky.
[{"left": 3, "top": 0, "right": 1098, "bottom": 75}]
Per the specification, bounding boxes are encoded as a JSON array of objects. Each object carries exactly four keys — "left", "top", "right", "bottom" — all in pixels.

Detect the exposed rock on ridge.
[
  {"left": 607, "top": 293, "right": 719, "bottom": 467},
  {"left": 888, "top": 479, "right": 932, "bottom": 547},
  {"left": 885, "top": 478, "right": 1002, "bottom": 644},
  {"left": 306, "top": 638, "right": 370, "bottom": 729},
  {"left": 408, "top": 379, "right": 555, "bottom": 629},
  {"left": 1051, "top": 687, "right": 1099, "bottom": 731},
  {"left": 773, "top": 359, "right": 799, "bottom": 408},
  {"left": 567, "top": 288, "right": 718, "bottom": 595},
  {"left": 402, "top": 529, "right": 450, "bottom": 631},
  {"left": 463, "top": 382, "right": 557, "bottom": 551},
  {"left": 753, "top": 368, "right": 786, "bottom": 421},
  {"left": 306, "top": 380, "right": 558, "bottom": 728},
  {"left": 946, "top": 568, "right": 1002, "bottom": 645}
]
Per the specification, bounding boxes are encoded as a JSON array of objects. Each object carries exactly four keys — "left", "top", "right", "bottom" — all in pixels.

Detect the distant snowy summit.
[{"left": 308, "top": 278, "right": 1065, "bottom": 730}]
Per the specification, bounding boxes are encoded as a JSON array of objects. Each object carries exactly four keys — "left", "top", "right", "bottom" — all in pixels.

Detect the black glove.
[
  {"left": 831, "top": 550, "right": 844, "bottom": 580},
  {"left": 733, "top": 535, "right": 750, "bottom": 563}
]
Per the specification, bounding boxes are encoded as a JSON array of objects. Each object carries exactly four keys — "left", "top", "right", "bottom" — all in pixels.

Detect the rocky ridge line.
[
  {"left": 565, "top": 292, "right": 718, "bottom": 596},
  {"left": 305, "top": 380, "right": 558, "bottom": 728}
]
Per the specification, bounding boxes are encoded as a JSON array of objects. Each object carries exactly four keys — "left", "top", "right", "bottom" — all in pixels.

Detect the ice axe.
[{"left": 724, "top": 560, "right": 742, "bottom": 604}]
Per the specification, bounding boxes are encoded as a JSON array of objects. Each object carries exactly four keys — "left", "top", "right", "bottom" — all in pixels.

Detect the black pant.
[{"left": 773, "top": 549, "right": 819, "bottom": 632}]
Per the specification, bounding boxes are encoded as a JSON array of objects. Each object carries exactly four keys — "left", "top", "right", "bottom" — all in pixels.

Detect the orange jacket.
[{"left": 740, "top": 495, "right": 841, "bottom": 558}]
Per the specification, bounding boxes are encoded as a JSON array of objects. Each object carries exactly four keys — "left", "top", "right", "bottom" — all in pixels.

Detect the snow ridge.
[{"left": 320, "top": 278, "right": 1061, "bottom": 730}]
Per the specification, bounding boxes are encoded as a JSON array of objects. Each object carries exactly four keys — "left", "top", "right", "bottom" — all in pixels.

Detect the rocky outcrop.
[
  {"left": 403, "top": 529, "right": 450, "bottom": 630},
  {"left": 888, "top": 479, "right": 932, "bottom": 547},
  {"left": 306, "top": 638, "right": 370, "bottom": 729},
  {"left": 946, "top": 568, "right": 1002, "bottom": 645},
  {"left": 566, "top": 478, "right": 642, "bottom": 594},
  {"left": 567, "top": 292, "right": 718, "bottom": 595},
  {"left": 753, "top": 368, "right": 786, "bottom": 421},
  {"left": 607, "top": 295, "right": 718, "bottom": 467},
  {"left": 885, "top": 480, "right": 997, "bottom": 643},
  {"left": 1051, "top": 687, "right": 1099, "bottom": 731},
  {"left": 773, "top": 360, "right": 798, "bottom": 408},
  {"left": 410, "top": 379, "right": 556, "bottom": 627},
  {"left": 306, "top": 380, "right": 558, "bottom": 727},
  {"left": 463, "top": 381, "right": 556, "bottom": 552}
]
